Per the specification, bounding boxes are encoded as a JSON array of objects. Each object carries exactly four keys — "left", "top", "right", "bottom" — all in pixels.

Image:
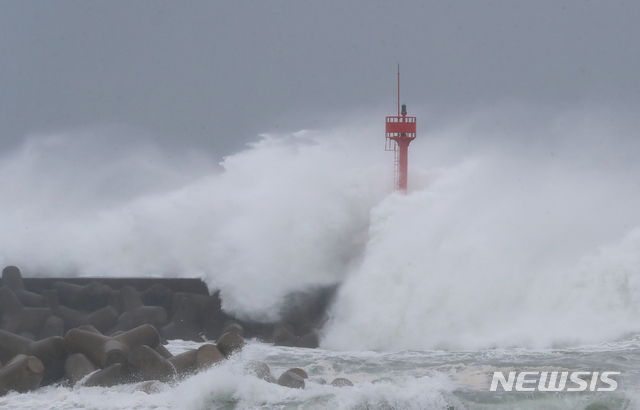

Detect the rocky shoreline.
[{"left": 0, "top": 265, "right": 348, "bottom": 394}]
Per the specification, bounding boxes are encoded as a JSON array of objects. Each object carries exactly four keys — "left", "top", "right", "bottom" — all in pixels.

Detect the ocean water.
[
  {"left": 2, "top": 105, "right": 640, "bottom": 408},
  {"left": 1, "top": 338, "right": 640, "bottom": 409}
]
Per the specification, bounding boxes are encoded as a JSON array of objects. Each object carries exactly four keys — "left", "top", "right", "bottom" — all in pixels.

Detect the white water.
[
  {"left": 2, "top": 105, "right": 640, "bottom": 350},
  {"left": 0, "top": 123, "right": 385, "bottom": 321},
  {"left": 2, "top": 338, "right": 639, "bottom": 409},
  {"left": 325, "top": 105, "right": 640, "bottom": 350}
]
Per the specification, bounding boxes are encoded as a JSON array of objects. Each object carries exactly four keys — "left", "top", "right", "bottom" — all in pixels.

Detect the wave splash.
[
  {"left": 0, "top": 124, "right": 385, "bottom": 322},
  {"left": 3, "top": 106, "right": 640, "bottom": 348},
  {"left": 324, "top": 105, "right": 640, "bottom": 350}
]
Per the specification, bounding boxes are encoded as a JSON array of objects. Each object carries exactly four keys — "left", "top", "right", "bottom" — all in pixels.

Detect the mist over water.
[{"left": 2, "top": 105, "right": 640, "bottom": 348}]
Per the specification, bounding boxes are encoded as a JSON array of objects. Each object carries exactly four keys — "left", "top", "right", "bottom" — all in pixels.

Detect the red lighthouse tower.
[{"left": 385, "top": 67, "right": 417, "bottom": 192}]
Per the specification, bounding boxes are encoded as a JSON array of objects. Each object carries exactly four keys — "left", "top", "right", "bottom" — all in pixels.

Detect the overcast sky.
[{"left": 1, "top": 0, "right": 639, "bottom": 158}]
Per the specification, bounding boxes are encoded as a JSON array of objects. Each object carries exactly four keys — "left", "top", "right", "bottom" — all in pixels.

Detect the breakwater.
[{"left": 0, "top": 266, "right": 337, "bottom": 395}]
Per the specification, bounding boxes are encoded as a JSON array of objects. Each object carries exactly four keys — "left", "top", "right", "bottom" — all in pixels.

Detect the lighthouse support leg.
[{"left": 396, "top": 138, "right": 411, "bottom": 192}]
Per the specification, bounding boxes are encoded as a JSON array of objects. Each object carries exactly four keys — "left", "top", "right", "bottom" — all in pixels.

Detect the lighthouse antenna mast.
[
  {"left": 385, "top": 66, "right": 417, "bottom": 192},
  {"left": 397, "top": 64, "right": 400, "bottom": 117}
]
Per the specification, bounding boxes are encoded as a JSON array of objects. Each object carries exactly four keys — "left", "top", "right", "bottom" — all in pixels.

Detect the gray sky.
[{"left": 1, "top": 0, "right": 639, "bottom": 158}]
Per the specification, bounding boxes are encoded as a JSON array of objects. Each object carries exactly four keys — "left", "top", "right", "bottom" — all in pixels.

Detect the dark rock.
[
  {"left": 1, "top": 266, "right": 47, "bottom": 308},
  {"left": 278, "top": 285, "right": 338, "bottom": 332},
  {"left": 52, "top": 281, "right": 109, "bottom": 311},
  {"left": 287, "top": 368, "right": 308, "bottom": 379},
  {"left": 19, "top": 332, "right": 36, "bottom": 341},
  {"left": 65, "top": 328, "right": 128, "bottom": 368},
  {"left": 37, "top": 316, "right": 64, "bottom": 340},
  {"left": 55, "top": 305, "right": 118, "bottom": 333},
  {"left": 330, "top": 377, "right": 354, "bottom": 387},
  {"left": 84, "top": 363, "right": 132, "bottom": 387},
  {"left": 107, "top": 289, "right": 119, "bottom": 311},
  {"left": 167, "top": 349, "right": 197, "bottom": 376},
  {"left": 245, "top": 361, "right": 277, "bottom": 383},
  {"left": 3, "top": 354, "right": 27, "bottom": 367},
  {"left": 297, "top": 322, "right": 316, "bottom": 337},
  {"left": 0, "top": 330, "right": 66, "bottom": 386},
  {"left": 154, "top": 343, "right": 173, "bottom": 360},
  {"left": 65, "top": 353, "right": 98, "bottom": 387},
  {"left": 11, "top": 289, "right": 49, "bottom": 308},
  {"left": 277, "top": 370, "right": 305, "bottom": 389},
  {"left": 297, "top": 330, "right": 320, "bottom": 349},
  {"left": 76, "top": 282, "right": 110, "bottom": 311},
  {"left": 170, "top": 292, "right": 215, "bottom": 336},
  {"left": 0, "top": 286, "right": 23, "bottom": 316},
  {"left": 202, "top": 292, "right": 230, "bottom": 341},
  {"left": 216, "top": 332, "right": 245, "bottom": 357},
  {"left": 195, "top": 344, "right": 223, "bottom": 370},
  {"left": 161, "top": 323, "right": 204, "bottom": 343},
  {"left": 129, "top": 345, "right": 177, "bottom": 383},
  {"left": 1, "top": 308, "right": 53, "bottom": 336},
  {"left": 0, "top": 286, "right": 52, "bottom": 335},
  {"left": 113, "top": 324, "right": 161, "bottom": 351},
  {"left": 116, "top": 286, "right": 144, "bottom": 314},
  {"left": 110, "top": 306, "right": 167, "bottom": 333},
  {"left": 141, "top": 284, "right": 174, "bottom": 312},
  {"left": 1, "top": 266, "right": 24, "bottom": 290},
  {"left": 77, "top": 324, "right": 101, "bottom": 334},
  {"left": 161, "top": 297, "right": 204, "bottom": 342},
  {"left": 0, "top": 354, "right": 45, "bottom": 394},
  {"left": 41, "top": 290, "right": 60, "bottom": 310},
  {"left": 135, "top": 380, "right": 166, "bottom": 394},
  {"left": 222, "top": 320, "right": 245, "bottom": 337},
  {"left": 273, "top": 326, "right": 298, "bottom": 347},
  {"left": 51, "top": 282, "right": 83, "bottom": 308}
]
